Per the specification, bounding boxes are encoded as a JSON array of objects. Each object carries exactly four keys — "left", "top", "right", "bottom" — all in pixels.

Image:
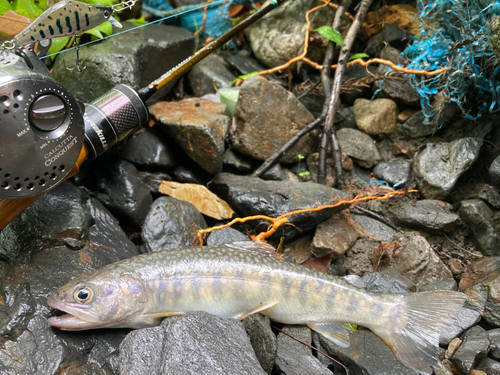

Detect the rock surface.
[
  {"left": 336, "top": 128, "right": 382, "bottom": 168},
  {"left": 242, "top": 314, "right": 277, "bottom": 374},
  {"left": 188, "top": 54, "right": 237, "bottom": 96},
  {"left": 353, "top": 98, "right": 398, "bottom": 135},
  {"left": 451, "top": 325, "right": 490, "bottom": 374},
  {"left": 311, "top": 217, "right": 359, "bottom": 258}
]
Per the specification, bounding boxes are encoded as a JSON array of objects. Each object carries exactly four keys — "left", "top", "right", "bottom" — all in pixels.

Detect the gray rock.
[
  {"left": 414, "top": 138, "right": 482, "bottom": 199},
  {"left": 378, "top": 45, "right": 405, "bottom": 65},
  {"left": 226, "top": 49, "right": 267, "bottom": 76},
  {"left": 350, "top": 212, "right": 396, "bottom": 240},
  {"left": 451, "top": 325, "right": 490, "bottom": 374},
  {"left": 247, "top": 0, "right": 335, "bottom": 68},
  {"left": 373, "top": 64, "right": 420, "bottom": 106},
  {"left": 210, "top": 173, "right": 348, "bottom": 240},
  {"left": 311, "top": 217, "right": 359, "bottom": 258},
  {"left": 459, "top": 199, "right": 500, "bottom": 256},
  {"left": 150, "top": 98, "right": 231, "bottom": 174},
  {"left": 396, "top": 104, "right": 458, "bottom": 140},
  {"left": 477, "top": 357, "right": 500, "bottom": 372},
  {"left": 53, "top": 24, "right": 195, "bottom": 102},
  {"left": 117, "top": 128, "right": 179, "bottom": 169},
  {"left": 261, "top": 163, "right": 286, "bottom": 181},
  {"left": 207, "top": 227, "right": 250, "bottom": 246},
  {"left": 242, "top": 314, "right": 277, "bottom": 374},
  {"left": 317, "top": 328, "right": 415, "bottom": 375},
  {"left": 142, "top": 196, "right": 207, "bottom": 252},
  {"left": 188, "top": 54, "right": 237, "bottom": 97},
  {"left": 344, "top": 239, "right": 378, "bottom": 277},
  {"left": 275, "top": 325, "right": 333, "bottom": 375},
  {"left": 337, "top": 128, "right": 382, "bottom": 168},
  {"left": 137, "top": 171, "right": 172, "bottom": 194},
  {"left": 484, "top": 275, "right": 500, "bottom": 327},
  {"left": 489, "top": 329, "right": 500, "bottom": 360},
  {"left": 223, "top": 148, "right": 255, "bottom": 173},
  {"left": 172, "top": 165, "right": 205, "bottom": 184},
  {"left": 419, "top": 280, "right": 457, "bottom": 292},
  {"left": 479, "top": 184, "right": 500, "bottom": 209},
  {"left": 95, "top": 159, "right": 153, "bottom": 228},
  {"left": 362, "top": 271, "right": 415, "bottom": 294},
  {"left": 365, "top": 24, "right": 411, "bottom": 57},
  {"left": 490, "top": 155, "right": 500, "bottom": 189},
  {"left": 353, "top": 98, "right": 398, "bottom": 135},
  {"left": 373, "top": 160, "right": 411, "bottom": 186},
  {"left": 231, "top": 75, "right": 318, "bottom": 163},
  {"left": 386, "top": 199, "right": 461, "bottom": 234},
  {"left": 119, "top": 311, "right": 265, "bottom": 374},
  {"left": 379, "top": 232, "right": 454, "bottom": 288}
]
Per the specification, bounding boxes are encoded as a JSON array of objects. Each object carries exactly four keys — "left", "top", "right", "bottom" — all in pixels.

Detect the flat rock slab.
[
  {"left": 141, "top": 196, "right": 207, "bottom": 252},
  {"left": 231, "top": 75, "right": 318, "bottom": 163},
  {"left": 150, "top": 98, "right": 231, "bottom": 174},
  {"left": 53, "top": 24, "right": 195, "bottom": 102},
  {"left": 119, "top": 311, "right": 265, "bottom": 375},
  {"left": 353, "top": 98, "right": 398, "bottom": 135},
  {"left": 337, "top": 128, "right": 381, "bottom": 168},
  {"left": 386, "top": 199, "right": 461, "bottom": 234},
  {"left": 413, "top": 138, "right": 482, "bottom": 199},
  {"left": 210, "top": 173, "right": 348, "bottom": 240}
]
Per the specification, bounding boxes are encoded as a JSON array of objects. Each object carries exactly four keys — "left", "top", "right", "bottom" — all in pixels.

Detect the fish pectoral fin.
[
  {"left": 308, "top": 323, "right": 352, "bottom": 348},
  {"left": 146, "top": 311, "right": 185, "bottom": 318},
  {"left": 232, "top": 301, "right": 279, "bottom": 320}
]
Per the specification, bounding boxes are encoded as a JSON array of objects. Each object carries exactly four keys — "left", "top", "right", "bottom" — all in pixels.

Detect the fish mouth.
[{"left": 47, "top": 297, "right": 101, "bottom": 331}]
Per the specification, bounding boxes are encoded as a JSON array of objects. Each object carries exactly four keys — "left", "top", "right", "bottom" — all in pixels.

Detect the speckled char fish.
[
  {"left": 12, "top": 0, "right": 122, "bottom": 48},
  {"left": 48, "top": 241, "right": 466, "bottom": 374}
]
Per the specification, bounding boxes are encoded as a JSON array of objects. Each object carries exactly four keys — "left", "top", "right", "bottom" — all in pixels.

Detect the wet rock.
[
  {"left": 373, "top": 160, "right": 411, "bottom": 186},
  {"left": 337, "top": 128, "right": 382, "bottom": 168},
  {"left": 489, "top": 329, "right": 500, "bottom": 360},
  {"left": 261, "top": 163, "right": 286, "bottom": 181},
  {"left": 477, "top": 357, "right": 500, "bottom": 372},
  {"left": 350, "top": 212, "right": 396, "bottom": 240},
  {"left": 413, "top": 138, "right": 482, "bottom": 199},
  {"left": 275, "top": 325, "right": 332, "bottom": 375},
  {"left": 362, "top": 270, "right": 415, "bottom": 294},
  {"left": 283, "top": 235, "right": 315, "bottom": 264},
  {"left": 459, "top": 199, "right": 500, "bottom": 256},
  {"left": 207, "top": 227, "right": 250, "bottom": 246},
  {"left": 373, "top": 64, "right": 420, "bottom": 106},
  {"left": 365, "top": 23, "right": 411, "bottom": 57},
  {"left": 117, "top": 128, "right": 179, "bottom": 169},
  {"left": 386, "top": 199, "right": 461, "bottom": 234},
  {"left": 396, "top": 104, "right": 458, "bottom": 140},
  {"left": 242, "top": 314, "right": 277, "bottom": 374},
  {"left": 141, "top": 196, "right": 207, "bottom": 252},
  {"left": 188, "top": 54, "right": 237, "bottom": 97},
  {"left": 379, "top": 232, "right": 454, "bottom": 288},
  {"left": 490, "top": 156, "right": 500, "bottom": 189},
  {"left": 344, "top": 239, "right": 378, "bottom": 277},
  {"left": 231, "top": 75, "right": 318, "bottom": 163},
  {"left": 95, "top": 159, "right": 153, "bottom": 228},
  {"left": 353, "top": 98, "right": 398, "bottom": 135},
  {"left": 451, "top": 325, "right": 490, "bottom": 374},
  {"left": 311, "top": 217, "right": 359, "bottom": 258},
  {"left": 150, "top": 98, "right": 231, "bottom": 174},
  {"left": 53, "top": 24, "right": 194, "bottom": 102},
  {"left": 223, "top": 148, "right": 255, "bottom": 173},
  {"left": 0, "top": 181, "right": 92, "bottom": 260},
  {"left": 419, "top": 280, "right": 457, "bottom": 292},
  {"left": 479, "top": 184, "right": 500, "bottom": 209},
  {"left": 379, "top": 45, "right": 405, "bottom": 65},
  {"left": 137, "top": 171, "right": 172, "bottom": 194},
  {"left": 247, "top": 0, "right": 335, "bottom": 68},
  {"left": 226, "top": 49, "right": 267, "bottom": 76},
  {"left": 172, "top": 166, "right": 205, "bottom": 184},
  {"left": 119, "top": 311, "right": 265, "bottom": 374},
  {"left": 317, "top": 328, "right": 415, "bottom": 374},
  {"left": 210, "top": 173, "right": 348, "bottom": 240}
]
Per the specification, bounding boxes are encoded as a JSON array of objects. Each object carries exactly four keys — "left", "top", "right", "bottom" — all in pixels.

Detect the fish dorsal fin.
[
  {"left": 231, "top": 301, "right": 279, "bottom": 320},
  {"left": 223, "top": 241, "right": 281, "bottom": 259},
  {"left": 308, "top": 323, "right": 352, "bottom": 348}
]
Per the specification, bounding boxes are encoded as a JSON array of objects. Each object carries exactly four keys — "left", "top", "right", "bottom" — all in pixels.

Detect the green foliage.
[
  {"left": 0, "top": 0, "right": 13, "bottom": 14},
  {"left": 298, "top": 171, "right": 310, "bottom": 177},
  {"left": 343, "top": 323, "right": 357, "bottom": 331},
  {"left": 315, "top": 26, "right": 343, "bottom": 46},
  {"left": 349, "top": 53, "right": 369, "bottom": 60},
  {"left": 12, "top": 0, "right": 42, "bottom": 17},
  {"left": 229, "top": 71, "right": 258, "bottom": 87},
  {"left": 47, "top": 36, "right": 70, "bottom": 59}
]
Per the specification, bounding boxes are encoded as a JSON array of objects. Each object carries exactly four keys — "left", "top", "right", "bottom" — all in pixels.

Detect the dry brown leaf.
[
  {"left": 362, "top": 5, "right": 420, "bottom": 39},
  {"left": 0, "top": 11, "right": 33, "bottom": 36},
  {"left": 302, "top": 252, "right": 334, "bottom": 274},
  {"left": 371, "top": 241, "right": 399, "bottom": 271},
  {"left": 159, "top": 181, "right": 236, "bottom": 220}
]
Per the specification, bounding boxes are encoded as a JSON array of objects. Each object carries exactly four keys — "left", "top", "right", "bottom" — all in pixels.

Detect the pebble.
[{"left": 353, "top": 98, "right": 398, "bottom": 135}]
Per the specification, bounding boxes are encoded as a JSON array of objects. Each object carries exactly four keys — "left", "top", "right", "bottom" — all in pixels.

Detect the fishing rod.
[{"left": 0, "top": 0, "right": 286, "bottom": 229}]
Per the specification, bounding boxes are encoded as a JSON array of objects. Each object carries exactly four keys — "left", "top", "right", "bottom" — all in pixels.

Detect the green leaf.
[
  {"left": 15, "top": 0, "right": 42, "bottom": 18},
  {"left": 87, "top": 0, "right": 116, "bottom": 6},
  {"left": 83, "top": 21, "right": 112, "bottom": 39},
  {"left": 37, "top": 0, "right": 47, "bottom": 10},
  {"left": 217, "top": 87, "right": 240, "bottom": 116},
  {"left": 0, "top": 0, "right": 13, "bottom": 15},
  {"left": 343, "top": 323, "right": 357, "bottom": 331},
  {"left": 297, "top": 154, "right": 305, "bottom": 160},
  {"left": 315, "top": 26, "right": 343, "bottom": 46},
  {"left": 126, "top": 14, "right": 147, "bottom": 25},
  {"left": 349, "top": 53, "right": 369, "bottom": 61},
  {"left": 298, "top": 171, "right": 310, "bottom": 176},
  {"left": 48, "top": 36, "right": 70, "bottom": 60},
  {"left": 229, "top": 71, "right": 258, "bottom": 87}
]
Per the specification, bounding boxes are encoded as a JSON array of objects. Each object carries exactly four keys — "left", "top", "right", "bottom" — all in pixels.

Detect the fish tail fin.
[{"left": 371, "top": 291, "right": 466, "bottom": 374}]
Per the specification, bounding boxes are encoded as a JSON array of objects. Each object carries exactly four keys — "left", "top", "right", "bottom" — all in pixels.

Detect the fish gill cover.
[{"left": 402, "top": 0, "right": 500, "bottom": 124}]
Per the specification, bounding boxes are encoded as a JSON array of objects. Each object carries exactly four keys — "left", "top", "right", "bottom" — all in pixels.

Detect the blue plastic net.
[{"left": 402, "top": 0, "right": 500, "bottom": 124}]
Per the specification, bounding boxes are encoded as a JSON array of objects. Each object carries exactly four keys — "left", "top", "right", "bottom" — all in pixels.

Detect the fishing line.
[{"left": 40, "top": 0, "right": 226, "bottom": 60}]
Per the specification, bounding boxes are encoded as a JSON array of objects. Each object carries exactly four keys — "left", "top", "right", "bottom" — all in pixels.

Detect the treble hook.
[{"left": 63, "top": 35, "right": 86, "bottom": 72}]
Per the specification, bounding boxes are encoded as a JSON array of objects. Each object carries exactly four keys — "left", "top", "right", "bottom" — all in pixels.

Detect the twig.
[
  {"left": 318, "top": 0, "right": 373, "bottom": 185},
  {"left": 316, "top": 0, "right": 355, "bottom": 20},
  {"left": 272, "top": 325, "right": 349, "bottom": 374},
  {"left": 444, "top": 233, "right": 483, "bottom": 258},
  {"left": 296, "top": 79, "right": 322, "bottom": 100}
]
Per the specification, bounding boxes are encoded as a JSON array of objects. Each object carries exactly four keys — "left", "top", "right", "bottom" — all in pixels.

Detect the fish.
[
  {"left": 12, "top": 0, "right": 122, "bottom": 48},
  {"left": 47, "top": 241, "right": 466, "bottom": 374}
]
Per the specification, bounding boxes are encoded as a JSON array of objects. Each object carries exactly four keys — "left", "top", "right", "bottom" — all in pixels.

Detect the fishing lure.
[{"left": 3, "top": 0, "right": 135, "bottom": 50}]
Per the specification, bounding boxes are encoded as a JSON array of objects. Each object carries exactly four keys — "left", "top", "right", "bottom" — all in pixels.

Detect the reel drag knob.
[{"left": 29, "top": 94, "right": 67, "bottom": 132}]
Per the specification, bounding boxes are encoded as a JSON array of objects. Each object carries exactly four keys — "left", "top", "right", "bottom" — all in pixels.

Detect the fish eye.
[
  {"left": 104, "top": 10, "right": 109, "bottom": 17},
  {"left": 74, "top": 286, "right": 94, "bottom": 304}
]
